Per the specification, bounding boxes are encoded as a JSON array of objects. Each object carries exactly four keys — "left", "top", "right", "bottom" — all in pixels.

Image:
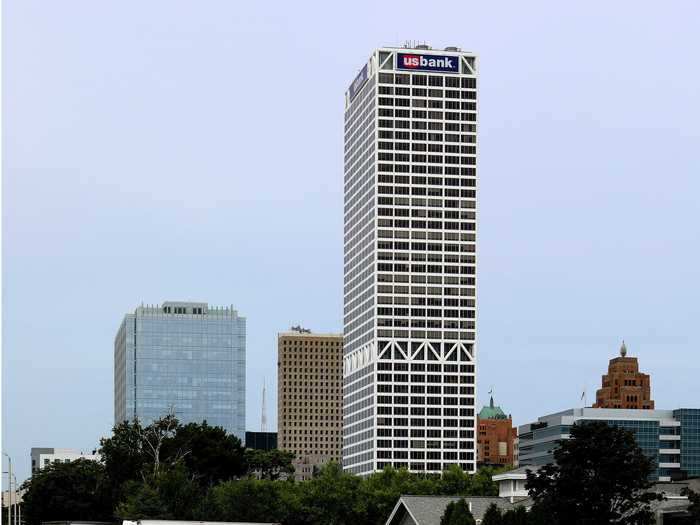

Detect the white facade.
[
  {"left": 343, "top": 45, "right": 478, "bottom": 475},
  {"left": 492, "top": 467, "right": 531, "bottom": 502},
  {"left": 30, "top": 448, "right": 98, "bottom": 474}
]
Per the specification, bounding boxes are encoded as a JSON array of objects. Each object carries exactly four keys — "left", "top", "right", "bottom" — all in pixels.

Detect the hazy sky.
[{"left": 4, "top": 0, "right": 699, "bottom": 482}]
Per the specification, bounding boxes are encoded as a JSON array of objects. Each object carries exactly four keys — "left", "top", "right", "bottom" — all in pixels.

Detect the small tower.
[
  {"left": 477, "top": 392, "right": 517, "bottom": 468},
  {"left": 261, "top": 381, "right": 268, "bottom": 432},
  {"left": 593, "top": 340, "right": 654, "bottom": 409}
]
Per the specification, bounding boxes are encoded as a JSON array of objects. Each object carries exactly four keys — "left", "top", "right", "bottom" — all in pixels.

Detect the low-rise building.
[
  {"left": 386, "top": 495, "right": 517, "bottom": 525},
  {"left": 518, "top": 407, "right": 700, "bottom": 481},
  {"left": 492, "top": 466, "right": 531, "bottom": 503},
  {"left": 31, "top": 448, "right": 98, "bottom": 474},
  {"left": 245, "top": 431, "right": 278, "bottom": 451},
  {"left": 1, "top": 488, "right": 25, "bottom": 509},
  {"left": 491, "top": 468, "right": 700, "bottom": 522}
]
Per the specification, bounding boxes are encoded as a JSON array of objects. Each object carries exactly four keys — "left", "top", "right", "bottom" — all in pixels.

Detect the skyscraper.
[
  {"left": 114, "top": 301, "right": 246, "bottom": 438},
  {"left": 277, "top": 328, "right": 343, "bottom": 480},
  {"left": 343, "top": 45, "right": 478, "bottom": 475}
]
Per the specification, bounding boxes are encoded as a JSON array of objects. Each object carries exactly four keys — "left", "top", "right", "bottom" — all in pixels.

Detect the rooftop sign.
[
  {"left": 396, "top": 52, "right": 459, "bottom": 73},
  {"left": 348, "top": 64, "right": 368, "bottom": 101}
]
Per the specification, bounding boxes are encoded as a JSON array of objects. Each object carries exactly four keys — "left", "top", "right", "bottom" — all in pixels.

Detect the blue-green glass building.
[
  {"left": 518, "top": 407, "right": 700, "bottom": 481},
  {"left": 114, "top": 301, "right": 246, "bottom": 439}
]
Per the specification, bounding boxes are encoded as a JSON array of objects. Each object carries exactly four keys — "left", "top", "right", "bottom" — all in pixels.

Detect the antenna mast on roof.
[{"left": 261, "top": 380, "right": 268, "bottom": 432}]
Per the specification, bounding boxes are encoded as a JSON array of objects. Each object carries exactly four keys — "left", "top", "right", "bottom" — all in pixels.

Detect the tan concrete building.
[
  {"left": 593, "top": 341, "right": 654, "bottom": 409},
  {"left": 277, "top": 327, "right": 343, "bottom": 480}
]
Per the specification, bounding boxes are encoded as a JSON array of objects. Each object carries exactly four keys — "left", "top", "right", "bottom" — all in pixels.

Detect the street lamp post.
[
  {"left": 16, "top": 479, "right": 20, "bottom": 525},
  {"left": 11, "top": 475, "right": 18, "bottom": 525},
  {"left": 2, "top": 454, "right": 12, "bottom": 525}
]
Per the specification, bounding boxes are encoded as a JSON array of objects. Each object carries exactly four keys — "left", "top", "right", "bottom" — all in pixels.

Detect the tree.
[
  {"left": 115, "top": 466, "right": 204, "bottom": 520},
  {"left": 524, "top": 504, "right": 549, "bottom": 525},
  {"left": 115, "top": 481, "right": 170, "bottom": 520},
  {"left": 100, "top": 414, "right": 183, "bottom": 506},
  {"left": 302, "top": 462, "right": 363, "bottom": 524},
  {"left": 244, "top": 449, "right": 295, "bottom": 480},
  {"left": 682, "top": 488, "right": 700, "bottom": 524},
  {"left": 526, "top": 421, "right": 658, "bottom": 525},
  {"left": 468, "top": 466, "right": 502, "bottom": 496},
  {"left": 501, "top": 506, "right": 528, "bottom": 525},
  {"left": 359, "top": 466, "right": 438, "bottom": 524},
  {"left": 102, "top": 416, "right": 246, "bottom": 489},
  {"left": 136, "top": 412, "right": 181, "bottom": 477},
  {"left": 481, "top": 503, "right": 503, "bottom": 525},
  {"left": 440, "top": 498, "right": 475, "bottom": 525},
  {"left": 99, "top": 419, "right": 149, "bottom": 490},
  {"left": 21, "top": 459, "right": 112, "bottom": 525},
  {"left": 438, "top": 464, "right": 472, "bottom": 495},
  {"left": 206, "top": 478, "right": 292, "bottom": 524},
  {"left": 162, "top": 421, "right": 246, "bottom": 486}
]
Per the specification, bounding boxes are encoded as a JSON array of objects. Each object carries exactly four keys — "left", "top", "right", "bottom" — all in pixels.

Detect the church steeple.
[{"left": 479, "top": 392, "right": 507, "bottom": 420}]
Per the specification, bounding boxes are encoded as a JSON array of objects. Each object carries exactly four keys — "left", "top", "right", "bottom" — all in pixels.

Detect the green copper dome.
[{"left": 478, "top": 396, "right": 509, "bottom": 420}]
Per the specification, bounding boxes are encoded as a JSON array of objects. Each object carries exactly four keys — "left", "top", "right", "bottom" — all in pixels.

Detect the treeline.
[
  {"left": 440, "top": 501, "right": 559, "bottom": 525},
  {"left": 21, "top": 414, "right": 504, "bottom": 525}
]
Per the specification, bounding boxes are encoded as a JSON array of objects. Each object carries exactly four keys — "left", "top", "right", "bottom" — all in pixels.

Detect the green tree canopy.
[
  {"left": 162, "top": 421, "right": 246, "bottom": 486},
  {"left": 301, "top": 462, "right": 363, "bottom": 524},
  {"left": 440, "top": 498, "right": 475, "bottom": 525},
  {"left": 359, "top": 466, "right": 438, "bottom": 523},
  {"left": 481, "top": 503, "right": 503, "bottom": 525},
  {"left": 438, "top": 464, "right": 471, "bottom": 495},
  {"left": 101, "top": 416, "right": 247, "bottom": 486},
  {"left": 206, "top": 477, "right": 293, "bottom": 524},
  {"left": 23, "top": 413, "right": 522, "bottom": 525},
  {"left": 116, "top": 466, "right": 204, "bottom": 520},
  {"left": 526, "top": 421, "right": 658, "bottom": 525},
  {"left": 244, "top": 448, "right": 295, "bottom": 480},
  {"left": 682, "top": 488, "right": 700, "bottom": 524},
  {"left": 99, "top": 419, "right": 149, "bottom": 489},
  {"left": 468, "top": 465, "right": 503, "bottom": 496},
  {"left": 21, "top": 459, "right": 112, "bottom": 525},
  {"left": 501, "top": 506, "right": 528, "bottom": 525}
]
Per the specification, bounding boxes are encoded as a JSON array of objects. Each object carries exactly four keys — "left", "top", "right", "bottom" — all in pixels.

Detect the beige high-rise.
[{"left": 277, "top": 328, "right": 343, "bottom": 480}]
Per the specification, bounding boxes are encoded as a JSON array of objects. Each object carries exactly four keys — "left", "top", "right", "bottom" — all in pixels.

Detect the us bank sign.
[{"left": 396, "top": 52, "right": 459, "bottom": 73}]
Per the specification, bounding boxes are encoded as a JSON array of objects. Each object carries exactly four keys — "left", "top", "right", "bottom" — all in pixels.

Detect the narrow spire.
[
  {"left": 261, "top": 379, "right": 268, "bottom": 432},
  {"left": 620, "top": 340, "right": 627, "bottom": 357}
]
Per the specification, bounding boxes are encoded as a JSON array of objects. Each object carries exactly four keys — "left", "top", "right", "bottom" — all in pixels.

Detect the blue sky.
[{"left": 3, "top": 0, "right": 699, "bottom": 482}]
